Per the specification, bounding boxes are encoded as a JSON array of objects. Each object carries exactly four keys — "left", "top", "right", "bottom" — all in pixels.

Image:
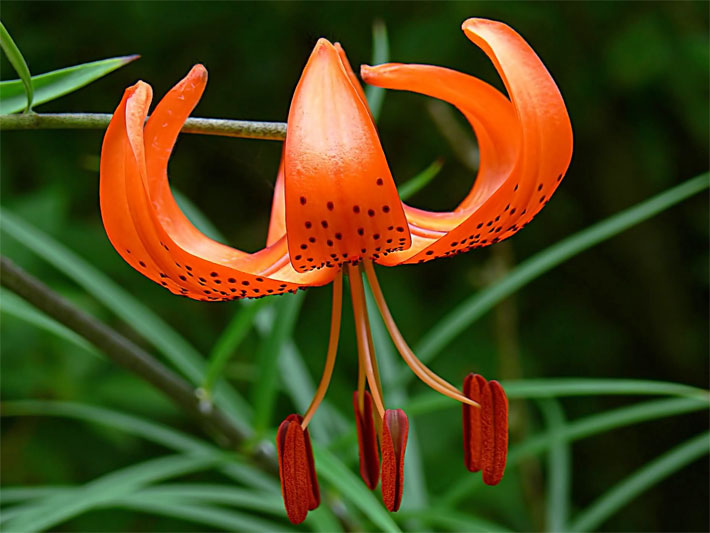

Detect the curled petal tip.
[{"left": 189, "top": 63, "right": 208, "bottom": 81}]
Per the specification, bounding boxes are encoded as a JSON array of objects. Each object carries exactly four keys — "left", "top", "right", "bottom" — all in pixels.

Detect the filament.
[
  {"left": 348, "top": 263, "right": 386, "bottom": 418},
  {"left": 363, "top": 260, "right": 478, "bottom": 408},
  {"left": 301, "top": 270, "right": 343, "bottom": 428}
]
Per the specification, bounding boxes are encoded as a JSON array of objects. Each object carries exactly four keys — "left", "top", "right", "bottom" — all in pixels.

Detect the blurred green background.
[{"left": 1, "top": 1, "right": 708, "bottom": 532}]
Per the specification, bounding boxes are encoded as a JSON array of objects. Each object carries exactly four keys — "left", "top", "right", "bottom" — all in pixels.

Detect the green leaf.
[
  {"left": 401, "top": 508, "right": 513, "bottom": 532},
  {"left": 569, "top": 432, "right": 710, "bottom": 532},
  {"left": 203, "top": 299, "right": 267, "bottom": 395},
  {"left": 111, "top": 496, "right": 295, "bottom": 532},
  {"left": 0, "top": 55, "right": 139, "bottom": 114},
  {"left": 2, "top": 454, "right": 224, "bottom": 532},
  {"left": 0, "top": 288, "right": 99, "bottom": 357},
  {"left": 0, "top": 400, "right": 278, "bottom": 493},
  {"left": 0, "top": 208, "right": 251, "bottom": 429},
  {"left": 538, "top": 399, "right": 570, "bottom": 533},
  {"left": 406, "top": 378, "right": 708, "bottom": 415},
  {"left": 410, "top": 173, "right": 710, "bottom": 377},
  {"left": 364, "top": 19, "right": 389, "bottom": 121},
  {"left": 439, "top": 396, "right": 708, "bottom": 507},
  {"left": 397, "top": 158, "right": 444, "bottom": 201},
  {"left": 314, "top": 444, "right": 402, "bottom": 533},
  {"left": 0, "top": 22, "right": 33, "bottom": 112},
  {"left": 251, "top": 291, "right": 304, "bottom": 436}
]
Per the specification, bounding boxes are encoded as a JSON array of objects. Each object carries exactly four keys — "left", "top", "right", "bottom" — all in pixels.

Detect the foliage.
[{"left": 1, "top": 3, "right": 708, "bottom": 532}]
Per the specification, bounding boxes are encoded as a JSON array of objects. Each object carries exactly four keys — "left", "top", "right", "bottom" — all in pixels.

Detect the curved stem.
[
  {"left": 0, "top": 113, "right": 287, "bottom": 140},
  {"left": 301, "top": 271, "right": 343, "bottom": 428}
]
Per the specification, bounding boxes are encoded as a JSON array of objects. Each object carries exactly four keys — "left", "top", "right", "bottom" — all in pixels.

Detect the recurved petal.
[
  {"left": 99, "top": 69, "right": 335, "bottom": 301},
  {"left": 381, "top": 408, "right": 408, "bottom": 511},
  {"left": 361, "top": 18, "right": 573, "bottom": 266}
]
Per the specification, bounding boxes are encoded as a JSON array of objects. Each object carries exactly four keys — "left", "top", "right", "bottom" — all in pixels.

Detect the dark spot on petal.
[
  {"left": 376, "top": 178, "right": 384, "bottom": 186},
  {"left": 358, "top": 227, "right": 364, "bottom": 236},
  {"left": 368, "top": 209, "right": 375, "bottom": 217},
  {"left": 335, "top": 232, "right": 342, "bottom": 240},
  {"left": 305, "top": 221, "right": 312, "bottom": 229},
  {"left": 327, "top": 201, "right": 334, "bottom": 210},
  {"left": 300, "top": 196, "right": 307, "bottom": 205},
  {"left": 321, "top": 220, "right": 328, "bottom": 228},
  {"left": 139, "top": 261, "right": 146, "bottom": 268}
]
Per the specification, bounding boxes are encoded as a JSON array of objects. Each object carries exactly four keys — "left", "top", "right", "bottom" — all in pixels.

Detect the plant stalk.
[{"left": 0, "top": 113, "right": 287, "bottom": 140}]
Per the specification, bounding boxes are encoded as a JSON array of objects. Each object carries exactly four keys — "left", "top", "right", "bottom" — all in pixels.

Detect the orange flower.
[{"left": 100, "top": 18, "right": 572, "bottom": 523}]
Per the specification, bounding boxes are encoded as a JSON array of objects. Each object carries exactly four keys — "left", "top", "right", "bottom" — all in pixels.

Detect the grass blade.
[
  {"left": 440, "top": 396, "right": 708, "bottom": 507},
  {"left": 314, "top": 444, "right": 401, "bottom": 533},
  {"left": 406, "top": 378, "right": 708, "bottom": 415},
  {"left": 364, "top": 19, "right": 389, "bottom": 121},
  {"left": 0, "top": 288, "right": 98, "bottom": 357},
  {"left": 401, "top": 508, "right": 513, "bottom": 532},
  {"left": 538, "top": 399, "right": 570, "bottom": 532},
  {"left": 569, "top": 432, "right": 710, "bottom": 532},
  {"left": 2, "top": 454, "right": 224, "bottom": 532},
  {"left": 203, "top": 299, "right": 267, "bottom": 395},
  {"left": 412, "top": 173, "right": 710, "bottom": 375},
  {"left": 252, "top": 292, "right": 304, "bottom": 436},
  {"left": 0, "top": 400, "right": 278, "bottom": 493},
  {"left": 397, "top": 158, "right": 444, "bottom": 201},
  {"left": 0, "top": 22, "right": 33, "bottom": 112},
  {"left": 0, "top": 208, "right": 251, "bottom": 427},
  {"left": 0, "top": 55, "right": 138, "bottom": 114}
]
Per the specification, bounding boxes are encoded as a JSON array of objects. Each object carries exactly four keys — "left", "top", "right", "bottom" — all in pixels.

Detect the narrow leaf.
[
  {"left": 0, "top": 55, "right": 138, "bottom": 114},
  {"left": 0, "top": 208, "right": 251, "bottom": 427},
  {"left": 364, "top": 19, "right": 389, "bottom": 121},
  {"left": 411, "top": 173, "right": 710, "bottom": 376},
  {"left": 539, "top": 398, "right": 570, "bottom": 532},
  {"left": 569, "top": 432, "right": 710, "bottom": 532},
  {"left": 397, "top": 158, "right": 444, "bottom": 201},
  {"left": 0, "top": 22, "right": 33, "bottom": 112}
]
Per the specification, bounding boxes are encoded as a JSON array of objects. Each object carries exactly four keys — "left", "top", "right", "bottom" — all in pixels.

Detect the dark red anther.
[
  {"left": 462, "top": 373, "right": 508, "bottom": 485},
  {"left": 380, "top": 408, "right": 408, "bottom": 511},
  {"left": 353, "top": 390, "right": 380, "bottom": 489},
  {"left": 276, "top": 414, "right": 320, "bottom": 524}
]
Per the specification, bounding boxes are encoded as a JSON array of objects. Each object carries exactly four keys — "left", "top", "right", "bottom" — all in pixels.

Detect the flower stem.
[{"left": 0, "top": 112, "right": 287, "bottom": 140}]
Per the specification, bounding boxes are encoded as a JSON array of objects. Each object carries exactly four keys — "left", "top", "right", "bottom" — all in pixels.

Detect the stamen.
[
  {"left": 363, "top": 261, "right": 478, "bottom": 407},
  {"left": 348, "top": 263, "right": 386, "bottom": 418},
  {"left": 301, "top": 270, "right": 343, "bottom": 428},
  {"left": 381, "top": 408, "right": 409, "bottom": 511}
]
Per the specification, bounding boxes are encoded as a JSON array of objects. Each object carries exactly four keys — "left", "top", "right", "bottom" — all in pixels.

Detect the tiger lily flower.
[{"left": 100, "top": 18, "right": 572, "bottom": 523}]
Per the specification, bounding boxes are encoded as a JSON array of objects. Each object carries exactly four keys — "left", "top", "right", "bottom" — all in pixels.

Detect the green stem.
[{"left": 0, "top": 112, "right": 287, "bottom": 140}]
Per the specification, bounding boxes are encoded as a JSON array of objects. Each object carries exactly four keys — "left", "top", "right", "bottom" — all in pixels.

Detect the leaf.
[
  {"left": 0, "top": 22, "right": 33, "bottom": 112},
  {"left": 410, "top": 173, "right": 710, "bottom": 378},
  {"left": 538, "top": 398, "right": 570, "bottom": 533},
  {"left": 0, "top": 400, "right": 278, "bottom": 493},
  {"left": 439, "top": 396, "right": 709, "bottom": 507},
  {"left": 0, "top": 208, "right": 251, "bottom": 429},
  {"left": 0, "top": 288, "right": 99, "bottom": 357},
  {"left": 397, "top": 158, "right": 444, "bottom": 201},
  {"left": 364, "top": 19, "right": 389, "bottom": 121},
  {"left": 569, "top": 432, "right": 710, "bottom": 531},
  {"left": 314, "top": 444, "right": 402, "bottom": 533},
  {"left": 0, "top": 55, "right": 139, "bottom": 114},
  {"left": 402, "top": 508, "right": 513, "bottom": 532},
  {"left": 251, "top": 291, "right": 304, "bottom": 436},
  {"left": 2, "top": 454, "right": 224, "bottom": 532},
  {"left": 406, "top": 378, "right": 708, "bottom": 415}
]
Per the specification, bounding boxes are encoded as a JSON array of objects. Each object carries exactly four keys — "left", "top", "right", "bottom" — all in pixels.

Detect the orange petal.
[
  {"left": 100, "top": 68, "right": 335, "bottom": 301},
  {"left": 361, "top": 18, "right": 573, "bottom": 266},
  {"left": 284, "top": 39, "right": 411, "bottom": 273},
  {"left": 276, "top": 414, "right": 320, "bottom": 524},
  {"left": 353, "top": 390, "right": 380, "bottom": 490},
  {"left": 381, "top": 408, "right": 408, "bottom": 511},
  {"left": 266, "top": 156, "right": 287, "bottom": 246}
]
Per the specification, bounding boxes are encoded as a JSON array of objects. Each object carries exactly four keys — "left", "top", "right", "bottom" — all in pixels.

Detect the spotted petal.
[
  {"left": 361, "top": 18, "right": 573, "bottom": 265},
  {"left": 100, "top": 66, "right": 335, "bottom": 301}
]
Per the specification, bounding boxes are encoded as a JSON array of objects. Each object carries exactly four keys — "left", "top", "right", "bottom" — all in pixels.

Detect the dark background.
[{"left": 1, "top": 2, "right": 708, "bottom": 531}]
